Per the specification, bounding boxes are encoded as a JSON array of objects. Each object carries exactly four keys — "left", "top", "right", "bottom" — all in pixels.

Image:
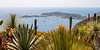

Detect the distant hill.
[{"left": 41, "top": 12, "right": 87, "bottom": 19}]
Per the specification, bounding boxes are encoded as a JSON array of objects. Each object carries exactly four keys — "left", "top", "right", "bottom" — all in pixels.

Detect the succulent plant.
[
  {"left": 88, "top": 13, "right": 90, "bottom": 21},
  {"left": 4, "top": 24, "right": 42, "bottom": 50},
  {"left": 93, "top": 13, "right": 96, "bottom": 21},
  {"left": 97, "top": 16, "right": 100, "bottom": 23},
  {"left": 34, "top": 19, "right": 37, "bottom": 35},
  {"left": 69, "top": 16, "right": 72, "bottom": 33}
]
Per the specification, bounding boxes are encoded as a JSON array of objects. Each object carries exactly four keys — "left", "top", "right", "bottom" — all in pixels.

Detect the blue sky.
[{"left": 0, "top": 0, "right": 100, "bottom": 7}]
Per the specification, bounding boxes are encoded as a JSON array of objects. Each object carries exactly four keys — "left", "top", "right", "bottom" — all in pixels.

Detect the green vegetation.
[
  {"left": 3, "top": 14, "right": 28, "bottom": 30},
  {"left": 3, "top": 14, "right": 17, "bottom": 29},
  {"left": 34, "top": 24, "right": 93, "bottom": 50},
  {"left": 77, "top": 21, "right": 100, "bottom": 50},
  {"left": 0, "top": 14, "right": 100, "bottom": 50},
  {"left": 4, "top": 24, "right": 42, "bottom": 50}
]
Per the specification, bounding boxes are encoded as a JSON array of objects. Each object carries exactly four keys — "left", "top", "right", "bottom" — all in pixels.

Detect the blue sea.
[{"left": 0, "top": 7, "right": 100, "bottom": 32}]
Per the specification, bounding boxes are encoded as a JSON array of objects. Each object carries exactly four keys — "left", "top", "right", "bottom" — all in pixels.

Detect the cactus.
[
  {"left": 93, "top": 13, "right": 96, "bottom": 21},
  {"left": 69, "top": 16, "right": 72, "bottom": 33},
  {"left": 34, "top": 19, "right": 37, "bottom": 35},
  {"left": 97, "top": 16, "right": 100, "bottom": 23},
  {"left": 11, "top": 14, "right": 16, "bottom": 28},
  {"left": 88, "top": 13, "right": 90, "bottom": 21}
]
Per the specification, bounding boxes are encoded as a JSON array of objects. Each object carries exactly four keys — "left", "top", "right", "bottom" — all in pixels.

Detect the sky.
[{"left": 0, "top": 0, "right": 100, "bottom": 7}]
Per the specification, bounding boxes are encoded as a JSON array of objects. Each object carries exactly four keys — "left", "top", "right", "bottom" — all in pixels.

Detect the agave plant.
[
  {"left": 34, "top": 24, "right": 90, "bottom": 50},
  {"left": 4, "top": 24, "right": 42, "bottom": 50}
]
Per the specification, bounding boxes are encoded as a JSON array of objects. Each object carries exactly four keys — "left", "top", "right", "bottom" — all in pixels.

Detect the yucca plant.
[
  {"left": 34, "top": 24, "right": 90, "bottom": 50},
  {"left": 4, "top": 24, "right": 42, "bottom": 50}
]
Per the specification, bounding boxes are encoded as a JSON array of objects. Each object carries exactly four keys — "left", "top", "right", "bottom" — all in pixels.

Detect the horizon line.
[{"left": 0, "top": 7, "right": 100, "bottom": 8}]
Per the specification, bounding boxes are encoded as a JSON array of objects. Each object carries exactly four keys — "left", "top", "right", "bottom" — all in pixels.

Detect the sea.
[{"left": 0, "top": 7, "right": 100, "bottom": 32}]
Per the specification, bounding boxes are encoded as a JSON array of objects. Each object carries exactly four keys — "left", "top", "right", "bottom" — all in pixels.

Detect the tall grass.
[{"left": 34, "top": 24, "right": 91, "bottom": 50}]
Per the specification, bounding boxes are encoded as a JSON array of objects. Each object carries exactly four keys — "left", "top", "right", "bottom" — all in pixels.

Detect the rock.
[{"left": 73, "top": 15, "right": 100, "bottom": 29}]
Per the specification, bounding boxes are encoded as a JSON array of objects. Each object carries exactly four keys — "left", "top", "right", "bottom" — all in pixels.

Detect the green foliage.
[
  {"left": 34, "top": 25, "right": 90, "bottom": 50},
  {"left": 77, "top": 21, "right": 100, "bottom": 50},
  {"left": 34, "top": 19, "right": 37, "bottom": 35},
  {"left": 3, "top": 14, "right": 28, "bottom": 30},
  {"left": 4, "top": 24, "right": 42, "bottom": 50},
  {"left": 11, "top": 14, "right": 16, "bottom": 28},
  {"left": 3, "top": 14, "right": 16, "bottom": 29},
  {"left": 69, "top": 16, "right": 72, "bottom": 33}
]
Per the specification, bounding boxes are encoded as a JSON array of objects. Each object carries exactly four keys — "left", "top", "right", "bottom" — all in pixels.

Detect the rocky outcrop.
[
  {"left": 73, "top": 17, "right": 92, "bottom": 29},
  {"left": 73, "top": 15, "right": 100, "bottom": 29}
]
